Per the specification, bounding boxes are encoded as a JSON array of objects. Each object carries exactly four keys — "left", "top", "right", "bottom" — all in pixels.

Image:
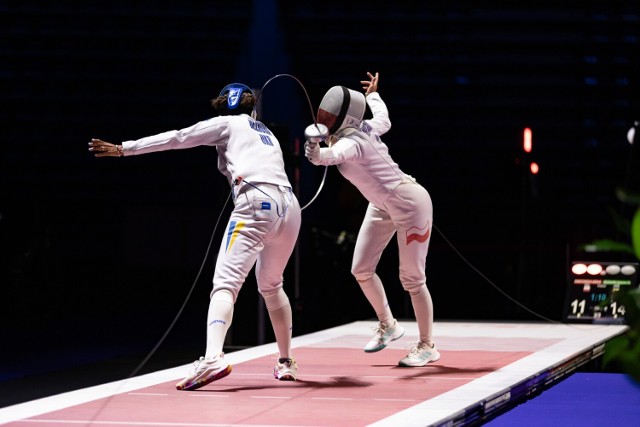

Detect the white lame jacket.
[
  {"left": 313, "top": 92, "right": 408, "bottom": 209},
  {"left": 121, "top": 114, "right": 292, "bottom": 188}
]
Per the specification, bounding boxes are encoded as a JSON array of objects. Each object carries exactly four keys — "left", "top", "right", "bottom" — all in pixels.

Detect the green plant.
[
  {"left": 602, "top": 285, "right": 640, "bottom": 382},
  {"left": 595, "top": 206, "right": 640, "bottom": 383},
  {"left": 576, "top": 125, "right": 639, "bottom": 381},
  {"left": 633, "top": 207, "right": 640, "bottom": 260}
]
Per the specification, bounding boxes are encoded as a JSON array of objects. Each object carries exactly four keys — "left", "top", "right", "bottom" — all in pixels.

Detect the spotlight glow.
[
  {"left": 523, "top": 128, "right": 532, "bottom": 153},
  {"left": 530, "top": 162, "right": 539, "bottom": 174}
]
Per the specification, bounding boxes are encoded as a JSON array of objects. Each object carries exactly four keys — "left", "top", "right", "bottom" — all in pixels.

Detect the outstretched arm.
[{"left": 89, "top": 118, "right": 228, "bottom": 158}]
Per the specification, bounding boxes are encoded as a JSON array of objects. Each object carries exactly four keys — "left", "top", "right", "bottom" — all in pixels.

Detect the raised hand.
[{"left": 361, "top": 71, "right": 379, "bottom": 95}]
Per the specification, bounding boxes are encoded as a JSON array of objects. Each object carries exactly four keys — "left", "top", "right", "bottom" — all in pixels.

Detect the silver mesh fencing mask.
[{"left": 317, "top": 86, "right": 366, "bottom": 135}]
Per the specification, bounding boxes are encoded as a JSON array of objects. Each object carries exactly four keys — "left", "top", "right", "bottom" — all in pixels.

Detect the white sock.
[
  {"left": 409, "top": 284, "right": 434, "bottom": 346},
  {"left": 204, "top": 290, "right": 234, "bottom": 359},
  {"left": 357, "top": 273, "right": 393, "bottom": 325},
  {"left": 262, "top": 288, "right": 293, "bottom": 359}
]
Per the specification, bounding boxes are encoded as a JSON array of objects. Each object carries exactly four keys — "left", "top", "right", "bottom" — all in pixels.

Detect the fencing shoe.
[
  {"left": 398, "top": 342, "right": 440, "bottom": 367},
  {"left": 176, "top": 354, "right": 232, "bottom": 390},
  {"left": 274, "top": 357, "right": 298, "bottom": 381},
  {"left": 364, "top": 319, "right": 405, "bottom": 353}
]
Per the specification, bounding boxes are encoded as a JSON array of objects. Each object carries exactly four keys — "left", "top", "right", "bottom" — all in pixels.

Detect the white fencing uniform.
[
  {"left": 122, "top": 113, "right": 301, "bottom": 358},
  {"left": 307, "top": 92, "right": 435, "bottom": 345}
]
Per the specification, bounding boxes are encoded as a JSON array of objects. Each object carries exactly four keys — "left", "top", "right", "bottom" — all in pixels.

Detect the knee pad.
[{"left": 261, "top": 287, "right": 289, "bottom": 311}]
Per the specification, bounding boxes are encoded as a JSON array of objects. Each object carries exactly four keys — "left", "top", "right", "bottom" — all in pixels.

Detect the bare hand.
[
  {"left": 88, "top": 138, "right": 123, "bottom": 157},
  {"left": 360, "top": 71, "right": 379, "bottom": 95}
]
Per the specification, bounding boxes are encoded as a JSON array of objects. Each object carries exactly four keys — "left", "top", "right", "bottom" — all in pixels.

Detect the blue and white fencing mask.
[{"left": 219, "top": 83, "right": 254, "bottom": 110}]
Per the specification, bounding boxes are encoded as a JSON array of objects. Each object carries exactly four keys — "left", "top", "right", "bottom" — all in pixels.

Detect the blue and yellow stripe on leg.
[{"left": 225, "top": 220, "right": 245, "bottom": 252}]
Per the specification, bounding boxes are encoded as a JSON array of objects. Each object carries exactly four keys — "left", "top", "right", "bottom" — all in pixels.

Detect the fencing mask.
[
  {"left": 317, "top": 86, "right": 366, "bottom": 135},
  {"left": 219, "top": 83, "right": 254, "bottom": 109}
]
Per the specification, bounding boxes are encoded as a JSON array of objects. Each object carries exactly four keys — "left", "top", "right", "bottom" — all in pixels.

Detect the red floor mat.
[{"left": 13, "top": 347, "right": 533, "bottom": 427}]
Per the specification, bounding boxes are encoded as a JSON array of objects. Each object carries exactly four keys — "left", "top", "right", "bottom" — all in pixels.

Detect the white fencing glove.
[{"left": 304, "top": 141, "right": 322, "bottom": 165}]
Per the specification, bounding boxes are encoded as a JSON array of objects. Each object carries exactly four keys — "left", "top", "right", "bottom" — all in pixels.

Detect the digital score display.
[{"left": 563, "top": 261, "right": 639, "bottom": 324}]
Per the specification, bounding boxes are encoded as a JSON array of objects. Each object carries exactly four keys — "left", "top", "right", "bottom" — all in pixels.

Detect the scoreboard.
[{"left": 563, "top": 261, "right": 639, "bottom": 324}]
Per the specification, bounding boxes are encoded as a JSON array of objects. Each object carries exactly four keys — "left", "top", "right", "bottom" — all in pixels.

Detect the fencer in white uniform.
[
  {"left": 305, "top": 72, "right": 440, "bottom": 367},
  {"left": 89, "top": 83, "right": 301, "bottom": 389}
]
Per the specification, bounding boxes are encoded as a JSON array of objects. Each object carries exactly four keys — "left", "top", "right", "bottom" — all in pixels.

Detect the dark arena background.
[{"left": 2, "top": 1, "right": 640, "bottom": 425}]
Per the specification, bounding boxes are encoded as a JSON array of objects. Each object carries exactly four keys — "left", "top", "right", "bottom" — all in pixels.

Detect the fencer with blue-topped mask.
[{"left": 89, "top": 82, "right": 301, "bottom": 389}]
